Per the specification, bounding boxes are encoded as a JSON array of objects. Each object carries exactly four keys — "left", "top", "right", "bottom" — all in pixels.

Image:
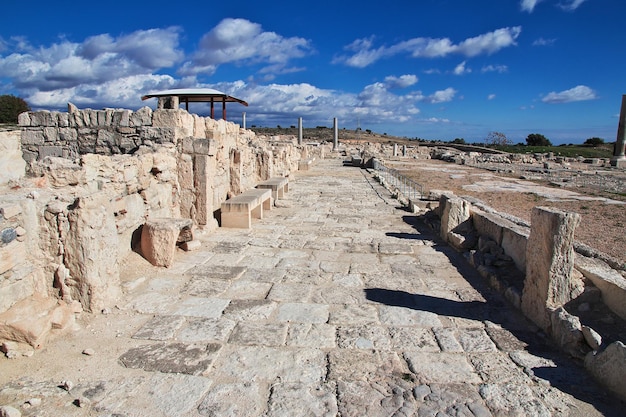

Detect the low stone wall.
[
  {"left": 434, "top": 192, "right": 626, "bottom": 400},
  {"left": 0, "top": 106, "right": 306, "bottom": 353}
]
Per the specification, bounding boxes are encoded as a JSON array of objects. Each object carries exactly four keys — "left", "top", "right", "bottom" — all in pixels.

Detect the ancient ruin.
[{"left": 1, "top": 103, "right": 626, "bottom": 414}]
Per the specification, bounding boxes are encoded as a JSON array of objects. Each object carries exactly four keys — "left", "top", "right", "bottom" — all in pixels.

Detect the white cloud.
[
  {"left": 521, "top": 0, "right": 587, "bottom": 12},
  {"left": 0, "top": 28, "right": 184, "bottom": 91},
  {"left": 481, "top": 64, "right": 508, "bottom": 73},
  {"left": 384, "top": 74, "right": 418, "bottom": 89},
  {"left": 521, "top": 0, "right": 543, "bottom": 12},
  {"left": 427, "top": 87, "right": 457, "bottom": 103},
  {"left": 542, "top": 85, "right": 597, "bottom": 103},
  {"left": 453, "top": 61, "right": 471, "bottom": 75},
  {"left": 533, "top": 37, "right": 556, "bottom": 46},
  {"left": 183, "top": 18, "right": 312, "bottom": 75},
  {"left": 26, "top": 74, "right": 181, "bottom": 109},
  {"left": 559, "top": 0, "right": 588, "bottom": 11},
  {"left": 488, "top": 94, "right": 496, "bottom": 100},
  {"left": 334, "top": 27, "right": 521, "bottom": 68}
]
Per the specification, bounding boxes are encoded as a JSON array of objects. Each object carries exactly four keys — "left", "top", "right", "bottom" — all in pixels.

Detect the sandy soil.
[{"left": 388, "top": 158, "right": 626, "bottom": 266}]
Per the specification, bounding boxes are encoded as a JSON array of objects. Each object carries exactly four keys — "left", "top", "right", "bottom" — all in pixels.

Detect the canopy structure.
[{"left": 141, "top": 88, "right": 248, "bottom": 120}]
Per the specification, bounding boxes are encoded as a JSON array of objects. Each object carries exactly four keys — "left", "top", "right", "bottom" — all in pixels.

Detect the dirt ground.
[{"left": 387, "top": 158, "right": 626, "bottom": 267}]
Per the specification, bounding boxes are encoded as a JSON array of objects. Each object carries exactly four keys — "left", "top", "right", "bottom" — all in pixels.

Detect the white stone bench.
[
  {"left": 256, "top": 177, "right": 289, "bottom": 201},
  {"left": 298, "top": 157, "right": 315, "bottom": 171},
  {"left": 221, "top": 188, "right": 272, "bottom": 228}
]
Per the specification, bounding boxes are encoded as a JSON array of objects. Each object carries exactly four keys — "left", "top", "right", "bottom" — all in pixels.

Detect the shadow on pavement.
[{"left": 374, "top": 213, "right": 626, "bottom": 416}]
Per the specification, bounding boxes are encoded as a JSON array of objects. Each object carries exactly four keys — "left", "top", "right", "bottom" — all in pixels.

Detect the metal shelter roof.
[
  {"left": 141, "top": 88, "right": 248, "bottom": 106},
  {"left": 141, "top": 88, "right": 248, "bottom": 120}
]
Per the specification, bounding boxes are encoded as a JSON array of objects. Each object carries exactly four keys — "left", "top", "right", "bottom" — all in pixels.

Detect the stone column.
[
  {"left": 393, "top": 143, "right": 398, "bottom": 157},
  {"left": 521, "top": 207, "right": 580, "bottom": 330},
  {"left": 298, "top": 117, "right": 303, "bottom": 145},
  {"left": 611, "top": 95, "right": 626, "bottom": 167},
  {"left": 242, "top": 112, "right": 246, "bottom": 129},
  {"left": 333, "top": 118, "right": 338, "bottom": 150},
  {"left": 402, "top": 145, "right": 407, "bottom": 157}
]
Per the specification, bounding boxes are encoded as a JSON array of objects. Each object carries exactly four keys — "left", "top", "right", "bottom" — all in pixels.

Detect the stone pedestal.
[{"left": 521, "top": 207, "right": 580, "bottom": 330}]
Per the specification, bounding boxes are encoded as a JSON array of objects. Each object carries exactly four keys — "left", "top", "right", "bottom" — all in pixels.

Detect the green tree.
[
  {"left": 485, "top": 131, "right": 510, "bottom": 146},
  {"left": 452, "top": 138, "right": 466, "bottom": 144},
  {"left": 584, "top": 137, "right": 605, "bottom": 147},
  {"left": 526, "top": 133, "right": 552, "bottom": 146},
  {"left": 0, "top": 95, "right": 30, "bottom": 124}
]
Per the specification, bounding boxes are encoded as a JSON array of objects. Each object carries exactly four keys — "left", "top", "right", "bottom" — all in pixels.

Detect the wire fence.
[{"left": 372, "top": 159, "right": 423, "bottom": 200}]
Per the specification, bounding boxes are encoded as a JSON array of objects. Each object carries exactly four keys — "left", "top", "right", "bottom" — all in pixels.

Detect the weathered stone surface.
[
  {"left": 287, "top": 323, "right": 336, "bottom": 348},
  {"left": 479, "top": 383, "right": 551, "bottom": 416},
  {"left": 132, "top": 315, "right": 186, "bottom": 341},
  {"left": 119, "top": 342, "right": 221, "bottom": 375},
  {"left": 267, "top": 382, "right": 338, "bottom": 417},
  {"left": 64, "top": 199, "right": 121, "bottom": 312},
  {"left": 575, "top": 255, "right": 626, "bottom": 320},
  {"left": 0, "top": 130, "right": 25, "bottom": 185},
  {"left": 178, "top": 317, "right": 236, "bottom": 343},
  {"left": 521, "top": 207, "right": 580, "bottom": 330},
  {"left": 197, "top": 382, "right": 267, "bottom": 417},
  {"left": 405, "top": 352, "right": 481, "bottom": 383},
  {"left": 277, "top": 303, "right": 329, "bottom": 323},
  {"left": 585, "top": 341, "right": 626, "bottom": 400},
  {"left": 228, "top": 322, "right": 287, "bottom": 346},
  {"left": 170, "top": 296, "right": 230, "bottom": 318},
  {"left": 140, "top": 218, "right": 193, "bottom": 267},
  {"left": 214, "top": 346, "right": 326, "bottom": 383},
  {"left": 379, "top": 305, "right": 442, "bottom": 327},
  {"left": 439, "top": 194, "right": 471, "bottom": 243}
]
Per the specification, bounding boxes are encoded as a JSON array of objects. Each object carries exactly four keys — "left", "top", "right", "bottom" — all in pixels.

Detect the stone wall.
[
  {"left": 433, "top": 192, "right": 626, "bottom": 400},
  {"left": 1, "top": 105, "right": 305, "bottom": 351}
]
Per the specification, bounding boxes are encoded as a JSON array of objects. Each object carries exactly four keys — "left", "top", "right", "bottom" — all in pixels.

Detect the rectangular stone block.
[
  {"left": 501, "top": 224, "right": 529, "bottom": 273},
  {"left": 521, "top": 207, "right": 580, "bottom": 330},
  {"left": 193, "top": 138, "right": 217, "bottom": 156},
  {"left": 472, "top": 209, "right": 505, "bottom": 245}
]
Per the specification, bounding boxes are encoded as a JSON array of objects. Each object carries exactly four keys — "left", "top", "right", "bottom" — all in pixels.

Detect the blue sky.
[{"left": 0, "top": 0, "right": 623, "bottom": 144}]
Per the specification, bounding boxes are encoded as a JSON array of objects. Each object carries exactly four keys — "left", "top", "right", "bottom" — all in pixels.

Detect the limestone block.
[
  {"left": 439, "top": 194, "right": 470, "bottom": 243},
  {"left": 0, "top": 295, "right": 58, "bottom": 348},
  {"left": 0, "top": 240, "right": 26, "bottom": 275},
  {"left": 29, "top": 111, "right": 57, "bottom": 127},
  {"left": 575, "top": 256, "right": 626, "bottom": 320},
  {"left": 585, "top": 341, "right": 626, "bottom": 400},
  {"left": 550, "top": 306, "right": 587, "bottom": 358},
  {"left": 18, "top": 111, "right": 31, "bottom": 126},
  {"left": 140, "top": 218, "right": 193, "bottom": 267},
  {"left": 471, "top": 209, "right": 505, "bottom": 245},
  {"left": 501, "top": 223, "right": 529, "bottom": 273},
  {"left": 0, "top": 269, "right": 36, "bottom": 313},
  {"left": 521, "top": 207, "right": 580, "bottom": 330},
  {"left": 64, "top": 200, "right": 121, "bottom": 312},
  {"left": 113, "top": 193, "right": 146, "bottom": 234},
  {"left": 21, "top": 129, "right": 45, "bottom": 146},
  {"left": 130, "top": 106, "right": 153, "bottom": 127},
  {"left": 193, "top": 138, "right": 217, "bottom": 156},
  {"left": 152, "top": 109, "right": 194, "bottom": 138},
  {"left": 0, "top": 130, "right": 26, "bottom": 185},
  {"left": 0, "top": 202, "right": 22, "bottom": 220},
  {"left": 43, "top": 156, "right": 86, "bottom": 187}
]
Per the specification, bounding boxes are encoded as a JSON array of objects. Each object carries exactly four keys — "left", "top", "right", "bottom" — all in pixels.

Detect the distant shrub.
[
  {"left": 526, "top": 133, "right": 552, "bottom": 146},
  {"left": 0, "top": 95, "right": 30, "bottom": 124},
  {"left": 584, "top": 137, "right": 605, "bottom": 147}
]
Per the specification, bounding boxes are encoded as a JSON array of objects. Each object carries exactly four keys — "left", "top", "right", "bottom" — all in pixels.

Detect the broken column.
[
  {"left": 521, "top": 207, "right": 581, "bottom": 330},
  {"left": 611, "top": 94, "right": 626, "bottom": 168},
  {"left": 298, "top": 117, "right": 303, "bottom": 145}
]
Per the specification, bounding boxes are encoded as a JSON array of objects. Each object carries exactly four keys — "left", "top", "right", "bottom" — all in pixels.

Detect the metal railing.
[{"left": 372, "top": 159, "right": 423, "bottom": 200}]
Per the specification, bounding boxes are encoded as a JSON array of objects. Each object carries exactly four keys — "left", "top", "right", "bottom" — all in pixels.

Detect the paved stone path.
[{"left": 1, "top": 158, "right": 624, "bottom": 416}]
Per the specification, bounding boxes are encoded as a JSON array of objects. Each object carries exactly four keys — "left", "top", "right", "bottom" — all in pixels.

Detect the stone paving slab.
[{"left": 1, "top": 158, "right": 624, "bottom": 416}]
